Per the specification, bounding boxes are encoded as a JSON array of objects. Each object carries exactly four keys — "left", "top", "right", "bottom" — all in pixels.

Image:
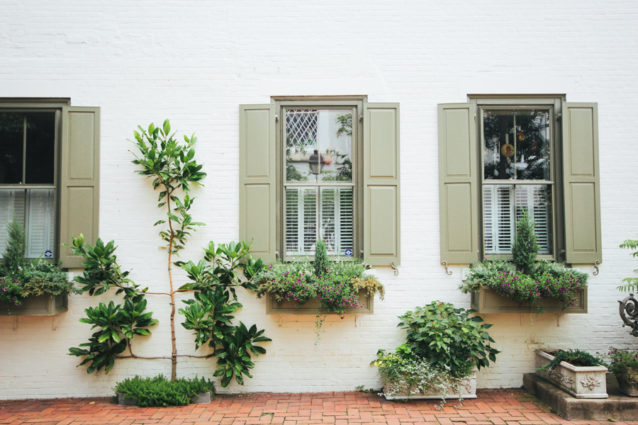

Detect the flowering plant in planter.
[
  {"left": 254, "top": 240, "right": 384, "bottom": 315},
  {"left": 0, "top": 221, "right": 73, "bottom": 308},
  {"left": 460, "top": 212, "right": 587, "bottom": 310},
  {"left": 608, "top": 348, "right": 638, "bottom": 396},
  {"left": 372, "top": 301, "right": 498, "bottom": 402}
]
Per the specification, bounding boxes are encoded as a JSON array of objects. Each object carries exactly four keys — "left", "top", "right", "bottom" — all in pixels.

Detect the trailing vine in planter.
[
  {"left": 460, "top": 211, "right": 588, "bottom": 309},
  {"left": 69, "top": 120, "right": 270, "bottom": 387}
]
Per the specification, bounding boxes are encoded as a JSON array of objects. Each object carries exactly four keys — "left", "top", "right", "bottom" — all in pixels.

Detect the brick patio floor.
[{"left": 1, "top": 390, "right": 637, "bottom": 425}]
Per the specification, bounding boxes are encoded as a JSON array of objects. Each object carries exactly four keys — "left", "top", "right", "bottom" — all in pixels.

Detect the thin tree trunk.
[{"left": 166, "top": 191, "right": 178, "bottom": 381}]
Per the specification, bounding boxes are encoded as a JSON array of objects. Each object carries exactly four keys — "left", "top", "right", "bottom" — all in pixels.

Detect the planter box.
[
  {"left": 117, "top": 391, "right": 212, "bottom": 406},
  {"left": 615, "top": 368, "right": 638, "bottom": 396},
  {"left": 535, "top": 350, "right": 608, "bottom": 399},
  {"left": 0, "top": 294, "right": 68, "bottom": 316},
  {"left": 266, "top": 290, "right": 373, "bottom": 314},
  {"left": 470, "top": 287, "right": 587, "bottom": 314},
  {"left": 382, "top": 372, "right": 477, "bottom": 400}
]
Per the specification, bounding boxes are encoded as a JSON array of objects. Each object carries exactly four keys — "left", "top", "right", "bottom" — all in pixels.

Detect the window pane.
[
  {"left": 0, "top": 189, "right": 26, "bottom": 257},
  {"left": 25, "top": 112, "right": 55, "bottom": 184},
  {"left": 320, "top": 187, "right": 354, "bottom": 256},
  {"left": 0, "top": 112, "right": 25, "bottom": 184},
  {"left": 285, "top": 109, "right": 352, "bottom": 183},
  {"left": 483, "top": 111, "right": 515, "bottom": 180},
  {"left": 515, "top": 111, "right": 550, "bottom": 180},
  {"left": 285, "top": 187, "right": 317, "bottom": 256},
  {"left": 483, "top": 184, "right": 553, "bottom": 255},
  {"left": 483, "top": 110, "right": 550, "bottom": 181},
  {"left": 26, "top": 189, "right": 55, "bottom": 258}
]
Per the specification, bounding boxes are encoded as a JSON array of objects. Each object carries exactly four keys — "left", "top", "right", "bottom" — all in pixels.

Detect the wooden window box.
[
  {"left": 0, "top": 294, "right": 68, "bottom": 316},
  {"left": 470, "top": 287, "right": 587, "bottom": 314},
  {"left": 266, "top": 290, "right": 373, "bottom": 314}
]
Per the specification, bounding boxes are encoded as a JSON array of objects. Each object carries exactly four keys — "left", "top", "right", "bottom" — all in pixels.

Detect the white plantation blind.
[
  {"left": 0, "top": 190, "right": 26, "bottom": 257},
  {"left": 285, "top": 186, "right": 354, "bottom": 257},
  {"left": 483, "top": 185, "right": 552, "bottom": 255},
  {"left": 26, "top": 189, "right": 55, "bottom": 258}
]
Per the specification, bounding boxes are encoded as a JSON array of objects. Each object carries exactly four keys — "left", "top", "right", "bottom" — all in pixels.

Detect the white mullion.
[
  {"left": 334, "top": 188, "right": 341, "bottom": 254},
  {"left": 297, "top": 188, "right": 304, "bottom": 255}
]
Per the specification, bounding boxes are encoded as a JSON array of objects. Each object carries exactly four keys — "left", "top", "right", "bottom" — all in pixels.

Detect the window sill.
[
  {"left": 470, "top": 287, "right": 587, "bottom": 314},
  {"left": 265, "top": 290, "right": 374, "bottom": 315},
  {"left": 0, "top": 294, "right": 68, "bottom": 316}
]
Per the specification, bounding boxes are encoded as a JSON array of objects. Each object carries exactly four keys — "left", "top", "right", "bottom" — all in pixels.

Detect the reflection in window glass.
[
  {"left": 25, "top": 112, "right": 55, "bottom": 184},
  {"left": 483, "top": 110, "right": 550, "bottom": 181},
  {"left": 0, "top": 112, "right": 25, "bottom": 184}
]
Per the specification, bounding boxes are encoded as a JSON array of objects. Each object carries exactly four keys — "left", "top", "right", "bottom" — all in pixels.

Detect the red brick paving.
[{"left": 0, "top": 390, "right": 636, "bottom": 425}]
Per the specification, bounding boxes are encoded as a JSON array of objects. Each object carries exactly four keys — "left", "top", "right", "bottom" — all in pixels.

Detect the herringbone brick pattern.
[{"left": 0, "top": 390, "right": 636, "bottom": 425}]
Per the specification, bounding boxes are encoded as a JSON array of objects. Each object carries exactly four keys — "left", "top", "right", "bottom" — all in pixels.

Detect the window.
[
  {"left": 0, "top": 110, "right": 58, "bottom": 259},
  {"left": 0, "top": 99, "right": 100, "bottom": 267},
  {"left": 438, "top": 96, "right": 601, "bottom": 265},
  {"left": 239, "top": 97, "right": 400, "bottom": 266},
  {"left": 481, "top": 108, "right": 554, "bottom": 256},
  {"left": 283, "top": 107, "right": 356, "bottom": 258}
]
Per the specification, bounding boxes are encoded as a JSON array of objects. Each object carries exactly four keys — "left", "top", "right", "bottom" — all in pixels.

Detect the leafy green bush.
[
  {"left": 115, "top": 375, "right": 214, "bottom": 407},
  {"left": 539, "top": 349, "right": 606, "bottom": 371},
  {"left": 0, "top": 221, "right": 73, "bottom": 306},
  {"left": 619, "top": 239, "right": 638, "bottom": 292},
  {"left": 397, "top": 301, "right": 498, "bottom": 378}
]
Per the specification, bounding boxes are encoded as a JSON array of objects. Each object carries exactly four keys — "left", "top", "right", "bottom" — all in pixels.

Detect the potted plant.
[
  {"left": 460, "top": 212, "right": 588, "bottom": 313},
  {"left": 0, "top": 221, "right": 72, "bottom": 316},
  {"left": 372, "top": 301, "right": 498, "bottom": 401},
  {"left": 535, "top": 349, "right": 608, "bottom": 398},
  {"left": 608, "top": 348, "right": 638, "bottom": 396},
  {"left": 254, "top": 239, "right": 384, "bottom": 315}
]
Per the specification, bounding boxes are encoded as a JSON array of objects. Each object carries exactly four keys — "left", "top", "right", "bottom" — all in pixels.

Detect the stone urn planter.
[
  {"left": 117, "top": 391, "right": 212, "bottom": 406},
  {"left": 382, "top": 371, "right": 477, "bottom": 400},
  {"left": 535, "top": 350, "right": 608, "bottom": 399},
  {"left": 615, "top": 368, "right": 638, "bottom": 396}
]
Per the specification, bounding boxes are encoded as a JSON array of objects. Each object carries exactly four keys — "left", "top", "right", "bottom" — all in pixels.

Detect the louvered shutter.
[
  {"left": 438, "top": 103, "right": 480, "bottom": 264},
  {"left": 363, "top": 103, "right": 400, "bottom": 266},
  {"left": 562, "top": 102, "right": 601, "bottom": 264},
  {"left": 239, "top": 104, "right": 277, "bottom": 263},
  {"left": 59, "top": 107, "right": 100, "bottom": 268}
]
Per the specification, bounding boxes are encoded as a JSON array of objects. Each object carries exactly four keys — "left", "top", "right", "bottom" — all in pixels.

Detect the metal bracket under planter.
[
  {"left": 470, "top": 287, "right": 587, "bottom": 314},
  {"left": 0, "top": 294, "right": 68, "bottom": 316},
  {"left": 266, "top": 290, "right": 373, "bottom": 314}
]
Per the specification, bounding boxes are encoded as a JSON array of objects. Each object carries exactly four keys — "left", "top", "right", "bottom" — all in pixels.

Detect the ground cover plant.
[
  {"left": 115, "top": 375, "right": 214, "bottom": 407},
  {"left": 461, "top": 211, "right": 587, "bottom": 309},
  {"left": 254, "top": 239, "right": 384, "bottom": 315},
  {"left": 0, "top": 221, "right": 73, "bottom": 306},
  {"left": 372, "top": 301, "right": 498, "bottom": 403},
  {"left": 69, "top": 120, "right": 270, "bottom": 389}
]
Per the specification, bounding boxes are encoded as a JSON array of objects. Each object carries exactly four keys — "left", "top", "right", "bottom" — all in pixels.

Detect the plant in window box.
[
  {"left": 460, "top": 211, "right": 588, "bottom": 313},
  {"left": 254, "top": 239, "right": 384, "bottom": 315},
  {"left": 372, "top": 301, "right": 498, "bottom": 403},
  {"left": 0, "top": 221, "right": 73, "bottom": 316}
]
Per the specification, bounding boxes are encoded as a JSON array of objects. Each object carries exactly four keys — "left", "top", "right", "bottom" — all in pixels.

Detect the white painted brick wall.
[{"left": 1, "top": 0, "right": 638, "bottom": 399}]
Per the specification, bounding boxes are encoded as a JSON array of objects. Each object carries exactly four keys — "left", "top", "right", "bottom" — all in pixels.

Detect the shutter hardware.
[{"left": 441, "top": 261, "right": 453, "bottom": 276}]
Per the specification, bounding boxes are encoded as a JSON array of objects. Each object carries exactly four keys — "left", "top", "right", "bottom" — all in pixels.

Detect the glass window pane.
[
  {"left": 514, "top": 110, "right": 550, "bottom": 180},
  {"left": 25, "top": 112, "right": 55, "bottom": 184},
  {"left": 26, "top": 189, "right": 55, "bottom": 258},
  {"left": 483, "top": 111, "right": 515, "bottom": 180},
  {"left": 0, "top": 189, "right": 26, "bottom": 258},
  {"left": 285, "top": 109, "right": 353, "bottom": 183},
  {"left": 483, "top": 184, "right": 553, "bottom": 255},
  {"left": 320, "top": 187, "right": 354, "bottom": 256},
  {"left": 285, "top": 187, "right": 317, "bottom": 256},
  {"left": 0, "top": 112, "right": 25, "bottom": 184}
]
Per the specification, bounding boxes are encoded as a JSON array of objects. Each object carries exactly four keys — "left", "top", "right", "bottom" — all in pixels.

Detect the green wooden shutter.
[
  {"left": 59, "top": 106, "right": 100, "bottom": 268},
  {"left": 363, "top": 103, "right": 400, "bottom": 266},
  {"left": 562, "top": 102, "right": 601, "bottom": 264},
  {"left": 239, "top": 104, "right": 277, "bottom": 263},
  {"left": 438, "top": 103, "right": 480, "bottom": 264}
]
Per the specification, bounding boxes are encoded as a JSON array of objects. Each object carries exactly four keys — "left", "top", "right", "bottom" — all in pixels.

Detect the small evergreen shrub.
[
  {"left": 512, "top": 210, "right": 538, "bottom": 274},
  {"left": 313, "top": 239, "right": 329, "bottom": 277},
  {"left": 115, "top": 375, "right": 214, "bottom": 407}
]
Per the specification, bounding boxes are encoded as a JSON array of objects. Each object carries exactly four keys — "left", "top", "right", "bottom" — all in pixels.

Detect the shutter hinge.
[
  {"left": 442, "top": 261, "right": 453, "bottom": 276},
  {"left": 359, "top": 115, "right": 363, "bottom": 122},
  {"left": 390, "top": 262, "right": 399, "bottom": 276},
  {"left": 275, "top": 115, "right": 279, "bottom": 122},
  {"left": 556, "top": 113, "right": 562, "bottom": 122},
  {"left": 593, "top": 259, "right": 600, "bottom": 276},
  {"left": 275, "top": 250, "right": 280, "bottom": 260}
]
